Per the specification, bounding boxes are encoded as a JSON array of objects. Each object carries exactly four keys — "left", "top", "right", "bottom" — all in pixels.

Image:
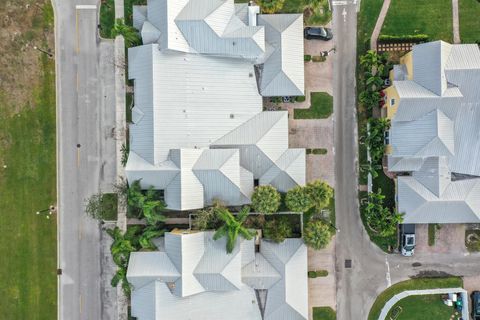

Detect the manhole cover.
[
  {"left": 412, "top": 262, "right": 422, "bottom": 267},
  {"left": 345, "top": 259, "right": 352, "bottom": 268}
]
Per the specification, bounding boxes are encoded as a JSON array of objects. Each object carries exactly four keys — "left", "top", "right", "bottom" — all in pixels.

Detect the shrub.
[
  {"left": 304, "top": 55, "right": 312, "bottom": 62},
  {"left": 295, "top": 95, "right": 306, "bottom": 102},
  {"left": 308, "top": 270, "right": 329, "bottom": 278},
  {"left": 312, "top": 55, "right": 326, "bottom": 62},
  {"left": 306, "top": 148, "right": 328, "bottom": 155},
  {"left": 363, "top": 189, "right": 403, "bottom": 237},
  {"left": 85, "top": 192, "right": 118, "bottom": 221},
  {"left": 303, "top": 220, "right": 332, "bottom": 250},
  {"left": 263, "top": 216, "right": 293, "bottom": 243},
  {"left": 378, "top": 34, "right": 429, "bottom": 43},
  {"left": 192, "top": 206, "right": 221, "bottom": 230},
  {"left": 257, "top": 0, "right": 285, "bottom": 13},
  {"left": 285, "top": 186, "right": 313, "bottom": 213},
  {"left": 366, "top": 118, "right": 390, "bottom": 165},
  {"left": 251, "top": 185, "right": 281, "bottom": 214}
]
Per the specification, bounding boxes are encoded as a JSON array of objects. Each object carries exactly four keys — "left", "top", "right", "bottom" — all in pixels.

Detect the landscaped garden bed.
[
  {"left": 368, "top": 277, "right": 463, "bottom": 320},
  {"left": 386, "top": 294, "right": 461, "bottom": 320}
]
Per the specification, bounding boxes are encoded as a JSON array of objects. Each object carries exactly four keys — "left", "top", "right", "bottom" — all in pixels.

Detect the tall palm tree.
[{"left": 213, "top": 207, "right": 256, "bottom": 254}]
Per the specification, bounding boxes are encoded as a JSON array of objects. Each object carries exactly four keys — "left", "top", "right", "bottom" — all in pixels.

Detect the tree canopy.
[
  {"left": 257, "top": 0, "right": 285, "bottom": 14},
  {"left": 303, "top": 220, "right": 332, "bottom": 250},
  {"left": 306, "top": 180, "right": 333, "bottom": 211},
  {"left": 364, "top": 189, "right": 403, "bottom": 237},
  {"left": 251, "top": 185, "right": 281, "bottom": 214},
  {"left": 285, "top": 185, "right": 314, "bottom": 213},
  {"left": 213, "top": 206, "right": 256, "bottom": 253}
]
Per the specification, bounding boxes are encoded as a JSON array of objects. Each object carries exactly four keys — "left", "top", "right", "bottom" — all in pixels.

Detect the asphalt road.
[
  {"left": 332, "top": 2, "right": 480, "bottom": 319},
  {"left": 54, "top": 1, "right": 116, "bottom": 319}
]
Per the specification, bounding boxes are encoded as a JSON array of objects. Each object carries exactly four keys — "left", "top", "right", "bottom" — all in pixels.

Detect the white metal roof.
[
  {"left": 389, "top": 41, "right": 480, "bottom": 223},
  {"left": 128, "top": 232, "right": 308, "bottom": 320},
  {"left": 258, "top": 14, "right": 305, "bottom": 96},
  {"left": 127, "top": 0, "right": 306, "bottom": 210}
]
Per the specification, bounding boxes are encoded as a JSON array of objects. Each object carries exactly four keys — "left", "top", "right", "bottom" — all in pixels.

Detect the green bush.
[
  {"left": 378, "top": 34, "right": 429, "bottom": 43},
  {"left": 251, "top": 185, "right": 281, "bottom": 214},
  {"left": 366, "top": 118, "right": 390, "bottom": 165},
  {"left": 295, "top": 95, "right": 306, "bottom": 102},
  {"left": 263, "top": 216, "right": 293, "bottom": 243},
  {"left": 312, "top": 55, "right": 326, "bottom": 62},
  {"left": 313, "top": 307, "right": 336, "bottom": 320},
  {"left": 306, "top": 148, "right": 328, "bottom": 155},
  {"left": 428, "top": 224, "right": 436, "bottom": 246},
  {"left": 308, "top": 270, "right": 329, "bottom": 278},
  {"left": 285, "top": 186, "right": 313, "bottom": 213},
  {"left": 363, "top": 189, "right": 403, "bottom": 237},
  {"left": 304, "top": 55, "right": 312, "bottom": 62}
]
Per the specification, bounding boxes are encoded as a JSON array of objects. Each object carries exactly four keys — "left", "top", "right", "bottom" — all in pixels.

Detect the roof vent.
[
  {"left": 249, "top": 72, "right": 253, "bottom": 77},
  {"left": 230, "top": 114, "right": 235, "bottom": 119}
]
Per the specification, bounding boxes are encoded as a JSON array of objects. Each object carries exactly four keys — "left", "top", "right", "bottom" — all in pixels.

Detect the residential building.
[
  {"left": 126, "top": 0, "right": 306, "bottom": 211},
  {"left": 127, "top": 230, "right": 308, "bottom": 320},
  {"left": 384, "top": 41, "right": 480, "bottom": 223}
]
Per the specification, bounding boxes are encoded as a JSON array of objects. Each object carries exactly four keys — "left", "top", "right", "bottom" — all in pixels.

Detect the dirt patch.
[{"left": 0, "top": 0, "right": 54, "bottom": 116}]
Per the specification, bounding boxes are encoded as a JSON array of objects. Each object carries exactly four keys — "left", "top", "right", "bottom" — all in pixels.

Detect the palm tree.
[
  {"left": 138, "top": 226, "right": 165, "bottom": 250},
  {"left": 111, "top": 18, "right": 141, "bottom": 47},
  {"left": 213, "top": 207, "right": 256, "bottom": 253}
]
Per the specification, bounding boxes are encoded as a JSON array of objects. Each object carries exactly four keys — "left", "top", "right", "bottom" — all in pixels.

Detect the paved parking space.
[
  {"left": 308, "top": 237, "right": 337, "bottom": 319},
  {"left": 464, "top": 275, "right": 480, "bottom": 293},
  {"left": 284, "top": 27, "right": 336, "bottom": 187},
  {"left": 415, "top": 224, "right": 467, "bottom": 254}
]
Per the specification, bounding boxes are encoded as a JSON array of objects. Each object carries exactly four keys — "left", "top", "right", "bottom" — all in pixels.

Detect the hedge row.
[{"left": 378, "top": 34, "right": 429, "bottom": 43}]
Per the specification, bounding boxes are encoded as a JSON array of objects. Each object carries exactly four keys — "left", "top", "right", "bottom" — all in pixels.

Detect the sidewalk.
[{"left": 370, "top": 0, "right": 391, "bottom": 50}]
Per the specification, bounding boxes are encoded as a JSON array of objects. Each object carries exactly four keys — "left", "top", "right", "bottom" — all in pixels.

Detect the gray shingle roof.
[
  {"left": 388, "top": 41, "right": 480, "bottom": 223},
  {"left": 127, "top": 232, "right": 308, "bottom": 320}
]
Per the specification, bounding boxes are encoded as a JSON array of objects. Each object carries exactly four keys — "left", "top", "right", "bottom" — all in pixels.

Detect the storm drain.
[{"left": 345, "top": 259, "right": 352, "bottom": 268}]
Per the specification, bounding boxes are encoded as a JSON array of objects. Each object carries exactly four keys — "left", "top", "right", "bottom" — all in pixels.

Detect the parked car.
[
  {"left": 400, "top": 224, "right": 415, "bottom": 256},
  {"left": 472, "top": 291, "right": 480, "bottom": 320},
  {"left": 304, "top": 27, "right": 333, "bottom": 41}
]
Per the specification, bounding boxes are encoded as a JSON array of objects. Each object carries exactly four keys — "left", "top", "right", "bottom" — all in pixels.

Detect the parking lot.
[{"left": 415, "top": 224, "right": 467, "bottom": 255}]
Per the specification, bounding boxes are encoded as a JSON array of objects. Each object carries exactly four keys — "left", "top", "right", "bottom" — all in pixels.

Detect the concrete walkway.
[
  {"left": 370, "top": 0, "right": 392, "bottom": 50},
  {"left": 378, "top": 288, "right": 468, "bottom": 320},
  {"left": 452, "top": 0, "right": 460, "bottom": 43}
]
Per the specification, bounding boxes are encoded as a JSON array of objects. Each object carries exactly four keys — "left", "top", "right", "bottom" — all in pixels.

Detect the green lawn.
[
  {"left": 0, "top": 43, "right": 57, "bottom": 320},
  {"left": 459, "top": 0, "right": 480, "bottom": 43},
  {"left": 313, "top": 306, "right": 336, "bottom": 320},
  {"left": 368, "top": 277, "right": 463, "bottom": 320},
  {"left": 386, "top": 294, "right": 457, "bottom": 320},
  {"left": 294, "top": 92, "right": 333, "bottom": 119},
  {"left": 357, "top": 0, "right": 384, "bottom": 52},
  {"left": 380, "top": 0, "right": 453, "bottom": 42}
]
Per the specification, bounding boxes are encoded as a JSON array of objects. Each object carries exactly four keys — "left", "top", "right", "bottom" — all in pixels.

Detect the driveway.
[
  {"left": 286, "top": 31, "right": 336, "bottom": 187},
  {"left": 308, "top": 238, "right": 337, "bottom": 319},
  {"left": 415, "top": 224, "right": 468, "bottom": 255}
]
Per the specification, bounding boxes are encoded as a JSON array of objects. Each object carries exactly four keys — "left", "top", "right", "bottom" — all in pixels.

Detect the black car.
[
  {"left": 304, "top": 27, "right": 333, "bottom": 40},
  {"left": 473, "top": 291, "right": 480, "bottom": 320}
]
